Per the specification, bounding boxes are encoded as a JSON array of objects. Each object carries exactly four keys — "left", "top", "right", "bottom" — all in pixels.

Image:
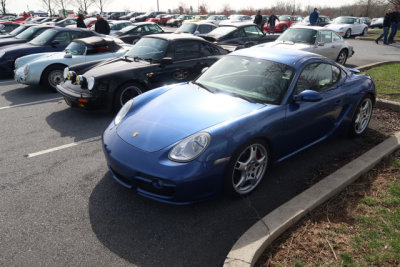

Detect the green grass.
[
  {"left": 362, "top": 64, "right": 400, "bottom": 102},
  {"left": 364, "top": 28, "right": 400, "bottom": 41}
]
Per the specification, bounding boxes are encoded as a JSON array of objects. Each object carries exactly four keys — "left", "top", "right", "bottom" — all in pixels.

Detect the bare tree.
[
  {"left": 42, "top": 0, "right": 55, "bottom": 16},
  {"left": 94, "top": 0, "right": 110, "bottom": 14},
  {"left": 1, "top": 0, "right": 6, "bottom": 14},
  {"left": 74, "top": 0, "right": 94, "bottom": 14}
]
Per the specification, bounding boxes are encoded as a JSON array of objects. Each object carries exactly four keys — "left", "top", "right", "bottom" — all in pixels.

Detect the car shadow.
[
  {"left": 45, "top": 108, "right": 114, "bottom": 142},
  {"left": 88, "top": 128, "right": 387, "bottom": 267},
  {"left": 1, "top": 84, "right": 58, "bottom": 106}
]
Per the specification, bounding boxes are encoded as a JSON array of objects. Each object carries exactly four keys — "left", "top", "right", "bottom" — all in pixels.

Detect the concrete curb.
[{"left": 224, "top": 132, "right": 400, "bottom": 267}]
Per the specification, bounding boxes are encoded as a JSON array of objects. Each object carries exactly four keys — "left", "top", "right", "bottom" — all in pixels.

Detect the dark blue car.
[
  {"left": 103, "top": 47, "right": 376, "bottom": 204},
  {"left": 0, "top": 27, "right": 97, "bottom": 77}
]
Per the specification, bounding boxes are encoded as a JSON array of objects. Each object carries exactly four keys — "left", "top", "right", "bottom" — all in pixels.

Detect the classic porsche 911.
[
  {"left": 325, "top": 16, "right": 368, "bottom": 38},
  {"left": 14, "top": 37, "right": 132, "bottom": 90},
  {"left": 57, "top": 34, "right": 227, "bottom": 111},
  {"left": 102, "top": 47, "right": 376, "bottom": 204}
]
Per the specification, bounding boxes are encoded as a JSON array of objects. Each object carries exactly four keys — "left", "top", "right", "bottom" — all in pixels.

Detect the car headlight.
[
  {"left": 63, "top": 67, "right": 69, "bottom": 79},
  {"left": 23, "top": 64, "right": 29, "bottom": 75},
  {"left": 0, "top": 51, "right": 5, "bottom": 58},
  {"left": 169, "top": 132, "right": 211, "bottom": 162},
  {"left": 87, "top": 77, "right": 95, "bottom": 90},
  {"left": 114, "top": 99, "right": 133, "bottom": 125}
]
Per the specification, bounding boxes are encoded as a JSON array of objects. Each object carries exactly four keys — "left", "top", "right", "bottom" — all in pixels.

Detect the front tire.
[
  {"left": 336, "top": 49, "right": 348, "bottom": 65},
  {"left": 361, "top": 27, "right": 368, "bottom": 36},
  {"left": 224, "top": 139, "right": 269, "bottom": 197},
  {"left": 114, "top": 82, "right": 143, "bottom": 111},
  {"left": 349, "top": 96, "right": 373, "bottom": 136},
  {"left": 42, "top": 65, "right": 65, "bottom": 91}
]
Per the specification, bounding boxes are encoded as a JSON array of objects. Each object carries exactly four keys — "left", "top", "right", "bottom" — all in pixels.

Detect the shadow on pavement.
[
  {"left": 46, "top": 108, "right": 114, "bottom": 142},
  {"left": 1, "top": 85, "right": 58, "bottom": 106},
  {"left": 88, "top": 129, "right": 386, "bottom": 267}
]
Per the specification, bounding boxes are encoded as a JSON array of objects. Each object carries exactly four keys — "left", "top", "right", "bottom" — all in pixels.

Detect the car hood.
[
  {"left": 262, "top": 41, "right": 312, "bottom": 50},
  {"left": 83, "top": 57, "right": 150, "bottom": 77},
  {"left": 116, "top": 83, "right": 264, "bottom": 152}
]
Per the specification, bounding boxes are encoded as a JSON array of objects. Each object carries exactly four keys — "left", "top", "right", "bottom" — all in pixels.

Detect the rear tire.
[
  {"left": 113, "top": 82, "right": 143, "bottom": 111},
  {"left": 336, "top": 49, "right": 348, "bottom": 65}
]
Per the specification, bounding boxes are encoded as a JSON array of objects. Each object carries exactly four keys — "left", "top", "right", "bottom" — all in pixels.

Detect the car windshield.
[
  {"left": 279, "top": 16, "right": 290, "bottom": 21},
  {"left": 277, "top": 28, "right": 317, "bottom": 44},
  {"left": 9, "top": 25, "right": 28, "bottom": 36},
  {"left": 29, "top": 29, "right": 57, "bottom": 45},
  {"left": 15, "top": 27, "right": 39, "bottom": 39},
  {"left": 334, "top": 17, "right": 355, "bottom": 24},
  {"left": 195, "top": 56, "right": 294, "bottom": 105},
  {"left": 125, "top": 37, "right": 168, "bottom": 61},
  {"left": 119, "top": 25, "right": 136, "bottom": 33},
  {"left": 207, "top": 26, "right": 236, "bottom": 36},
  {"left": 176, "top": 23, "right": 197, "bottom": 33},
  {"left": 65, "top": 41, "right": 86, "bottom": 55}
]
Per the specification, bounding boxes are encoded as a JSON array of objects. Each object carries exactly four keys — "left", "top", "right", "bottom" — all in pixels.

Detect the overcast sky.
[{"left": 7, "top": 0, "right": 357, "bottom": 14}]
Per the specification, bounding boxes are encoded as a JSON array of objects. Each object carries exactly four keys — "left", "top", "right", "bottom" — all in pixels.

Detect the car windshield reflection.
[
  {"left": 125, "top": 37, "right": 168, "bottom": 61},
  {"left": 277, "top": 28, "right": 317, "bottom": 44}
]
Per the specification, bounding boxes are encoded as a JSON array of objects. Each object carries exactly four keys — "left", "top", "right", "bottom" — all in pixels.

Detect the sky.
[{"left": 6, "top": 0, "right": 357, "bottom": 15}]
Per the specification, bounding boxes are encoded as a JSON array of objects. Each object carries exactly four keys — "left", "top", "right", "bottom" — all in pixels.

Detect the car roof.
[
  {"left": 231, "top": 47, "right": 325, "bottom": 67},
  {"left": 74, "top": 36, "right": 114, "bottom": 46},
  {"left": 144, "top": 33, "right": 205, "bottom": 41},
  {"left": 185, "top": 21, "right": 217, "bottom": 26}
]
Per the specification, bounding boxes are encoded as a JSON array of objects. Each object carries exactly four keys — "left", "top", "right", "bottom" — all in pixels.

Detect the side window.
[
  {"left": 136, "top": 27, "right": 143, "bottom": 33},
  {"left": 231, "top": 28, "right": 246, "bottom": 38},
  {"left": 33, "top": 28, "right": 48, "bottom": 37},
  {"left": 198, "top": 25, "right": 212, "bottom": 34},
  {"left": 320, "top": 31, "right": 332, "bottom": 43},
  {"left": 143, "top": 25, "right": 150, "bottom": 32},
  {"left": 243, "top": 26, "right": 263, "bottom": 37},
  {"left": 174, "top": 41, "right": 200, "bottom": 60},
  {"left": 295, "top": 63, "right": 338, "bottom": 94},
  {"left": 148, "top": 24, "right": 163, "bottom": 33},
  {"left": 332, "top": 32, "right": 342, "bottom": 42},
  {"left": 93, "top": 45, "right": 111, "bottom": 53},
  {"left": 200, "top": 43, "right": 220, "bottom": 56},
  {"left": 53, "top": 32, "right": 72, "bottom": 45}
]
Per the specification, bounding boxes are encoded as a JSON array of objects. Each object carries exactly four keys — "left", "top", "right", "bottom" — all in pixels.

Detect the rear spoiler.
[{"left": 347, "top": 67, "right": 360, "bottom": 74}]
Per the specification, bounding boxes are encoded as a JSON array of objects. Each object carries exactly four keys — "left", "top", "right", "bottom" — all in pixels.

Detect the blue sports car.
[{"left": 102, "top": 47, "right": 376, "bottom": 204}]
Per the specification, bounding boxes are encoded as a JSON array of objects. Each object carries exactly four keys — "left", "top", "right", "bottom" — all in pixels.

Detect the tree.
[
  {"left": 221, "top": 3, "right": 231, "bottom": 16},
  {"left": 74, "top": 0, "right": 94, "bottom": 14},
  {"left": 1, "top": 0, "right": 6, "bottom": 14},
  {"left": 94, "top": 0, "right": 110, "bottom": 14},
  {"left": 42, "top": 0, "right": 55, "bottom": 16},
  {"left": 199, "top": 5, "right": 207, "bottom": 15}
]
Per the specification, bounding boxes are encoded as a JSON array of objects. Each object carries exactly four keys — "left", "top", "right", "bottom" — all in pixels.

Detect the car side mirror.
[
  {"left": 317, "top": 42, "right": 325, "bottom": 46},
  {"left": 51, "top": 40, "right": 60, "bottom": 47},
  {"left": 293, "top": 90, "right": 322, "bottom": 102},
  {"left": 160, "top": 57, "right": 173, "bottom": 66}
]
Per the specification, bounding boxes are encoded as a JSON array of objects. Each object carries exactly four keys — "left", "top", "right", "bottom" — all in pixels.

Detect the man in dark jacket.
[
  {"left": 267, "top": 12, "right": 280, "bottom": 34},
  {"left": 388, "top": 6, "right": 399, "bottom": 44},
  {"left": 76, "top": 14, "right": 86, "bottom": 28},
  {"left": 253, "top": 10, "right": 263, "bottom": 31},
  {"left": 94, "top": 13, "right": 110, "bottom": 35},
  {"left": 376, "top": 9, "right": 392, "bottom": 45},
  {"left": 310, "top": 8, "right": 319, "bottom": 26}
]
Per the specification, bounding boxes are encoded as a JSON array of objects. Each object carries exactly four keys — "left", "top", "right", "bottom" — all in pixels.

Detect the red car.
[
  {"left": 159, "top": 14, "right": 179, "bottom": 25},
  {"left": 145, "top": 14, "right": 166, "bottom": 24},
  {"left": 10, "top": 17, "right": 27, "bottom": 24},
  {"left": 264, "top": 15, "right": 303, "bottom": 32}
]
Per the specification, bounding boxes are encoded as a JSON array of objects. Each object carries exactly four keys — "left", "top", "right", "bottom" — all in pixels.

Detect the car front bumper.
[{"left": 102, "top": 123, "right": 228, "bottom": 204}]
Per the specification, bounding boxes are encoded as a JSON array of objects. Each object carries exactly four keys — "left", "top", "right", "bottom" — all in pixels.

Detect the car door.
[
  {"left": 331, "top": 31, "right": 344, "bottom": 58},
  {"left": 284, "top": 62, "right": 345, "bottom": 154},
  {"left": 224, "top": 28, "right": 247, "bottom": 45},
  {"left": 353, "top": 18, "right": 363, "bottom": 34},
  {"left": 314, "top": 30, "right": 336, "bottom": 59},
  {"left": 243, "top": 25, "right": 265, "bottom": 46}
]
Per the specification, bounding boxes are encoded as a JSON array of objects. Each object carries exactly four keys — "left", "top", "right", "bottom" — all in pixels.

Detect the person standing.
[
  {"left": 254, "top": 10, "right": 263, "bottom": 31},
  {"left": 267, "top": 12, "right": 280, "bottom": 34},
  {"left": 76, "top": 14, "right": 86, "bottom": 28},
  {"left": 376, "top": 9, "right": 392, "bottom": 45},
  {"left": 94, "top": 13, "right": 110, "bottom": 35},
  {"left": 388, "top": 6, "right": 399, "bottom": 44},
  {"left": 310, "top": 8, "right": 319, "bottom": 26}
]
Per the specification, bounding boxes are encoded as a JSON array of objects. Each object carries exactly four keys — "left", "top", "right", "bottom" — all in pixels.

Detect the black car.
[
  {"left": 0, "top": 27, "right": 96, "bottom": 77},
  {"left": 0, "top": 24, "right": 34, "bottom": 39},
  {"left": 57, "top": 34, "right": 228, "bottom": 111},
  {"left": 203, "top": 23, "right": 277, "bottom": 50},
  {"left": 0, "top": 25, "right": 53, "bottom": 48},
  {"left": 112, "top": 22, "right": 164, "bottom": 44},
  {"left": 134, "top": 11, "right": 166, "bottom": 22},
  {"left": 109, "top": 12, "right": 128, "bottom": 20},
  {"left": 121, "top": 12, "right": 144, "bottom": 20}
]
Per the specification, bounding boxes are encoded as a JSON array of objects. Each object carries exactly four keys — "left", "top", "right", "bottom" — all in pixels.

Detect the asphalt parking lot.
[{"left": 0, "top": 39, "right": 399, "bottom": 266}]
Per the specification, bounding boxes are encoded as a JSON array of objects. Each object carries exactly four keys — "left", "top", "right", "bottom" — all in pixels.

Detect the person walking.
[
  {"left": 310, "top": 8, "right": 319, "bottom": 26},
  {"left": 376, "top": 9, "right": 392, "bottom": 45},
  {"left": 267, "top": 12, "right": 279, "bottom": 34},
  {"left": 76, "top": 14, "right": 86, "bottom": 28},
  {"left": 388, "top": 6, "right": 399, "bottom": 44},
  {"left": 253, "top": 10, "right": 263, "bottom": 31},
  {"left": 94, "top": 13, "right": 110, "bottom": 35}
]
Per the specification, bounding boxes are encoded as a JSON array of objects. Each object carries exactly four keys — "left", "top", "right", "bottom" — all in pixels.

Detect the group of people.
[
  {"left": 376, "top": 6, "right": 399, "bottom": 45},
  {"left": 76, "top": 13, "right": 110, "bottom": 35},
  {"left": 253, "top": 10, "right": 280, "bottom": 34}
]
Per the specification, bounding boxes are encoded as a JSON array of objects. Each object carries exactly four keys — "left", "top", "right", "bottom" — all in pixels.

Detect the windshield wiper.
[{"left": 191, "top": 81, "right": 215, "bottom": 93}]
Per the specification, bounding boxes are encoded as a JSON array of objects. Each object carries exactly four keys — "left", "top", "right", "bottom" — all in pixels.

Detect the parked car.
[
  {"left": 220, "top": 14, "right": 252, "bottom": 25},
  {"left": 159, "top": 14, "right": 179, "bottom": 25},
  {"left": 258, "top": 26, "right": 354, "bottom": 64},
  {"left": 0, "top": 25, "right": 53, "bottom": 48},
  {"left": 120, "top": 12, "right": 145, "bottom": 20},
  {"left": 175, "top": 21, "right": 217, "bottom": 36},
  {"left": 359, "top": 17, "right": 372, "bottom": 26},
  {"left": 146, "top": 14, "right": 167, "bottom": 24},
  {"left": 101, "top": 47, "right": 376, "bottom": 204},
  {"left": 293, "top": 15, "right": 331, "bottom": 27},
  {"left": 10, "top": 17, "right": 27, "bottom": 23},
  {"left": 109, "top": 12, "right": 128, "bottom": 20},
  {"left": 133, "top": 11, "right": 166, "bottom": 22},
  {"left": 53, "top": 18, "right": 77, "bottom": 27},
  {"left": 184, "top": 15, "right": 208, "bottom": 23},
  {"left": 370, "top": 17, "right": 383, "bottom": 29},
  {"left": 108, "top": 20, "right": 132, "bottom": 34},
  {"left": 0, "top": 24, "right": 34, "bottom": 39},
  {"left": 264, "top": 15, "right": 303, "bottom": 32},
  {"left": 38, "top": 17, "right": 63, "bottom": 24},
  {"left": 166, "top": 15, "right": 193, "bottom": 27},
  {"left": 112, "top": 22, "right": 164, "bottom": 44},
  {"left": 14, "top": 36, "right": 133, "bottom": 90},
  {"left": 206, "top": 15, "right": 227, "bottom": 25},
  {"left": 325, "top": 16, "right": 368, "bottom": 38},
  {"left": 203, "top": 23, "right": 278, "bottom": 50},
  {"left": 57, "top": 34, "right": 228, "bottom": 111},
  {"left": 0, "top": 22, "right": 20, "bottom": 34},
  {"left": 0, "top": 27, "right": 97, "bottom": 77}
]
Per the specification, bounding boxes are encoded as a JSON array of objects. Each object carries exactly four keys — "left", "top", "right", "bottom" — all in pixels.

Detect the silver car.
[{"left": 258, "top": 26, "right": 354, "bottom": 65}]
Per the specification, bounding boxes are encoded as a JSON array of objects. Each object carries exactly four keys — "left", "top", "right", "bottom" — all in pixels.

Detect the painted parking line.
[
  {"left": 25, "top": 136, "right": 102, "bottom": 158},
  {"left": 0, "top": 97, "right": 63, "bottom": 110}
]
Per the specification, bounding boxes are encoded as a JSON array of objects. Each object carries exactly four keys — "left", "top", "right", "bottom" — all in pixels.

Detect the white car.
[
  {"left": 219, "top": 15, "right": 252, "bottom": 25},
  {"left": 258, "top": 26, "right": 354, "bottom": 65},
  {"left": 324, "top": 16, "right": 368, "bottom": 38},
  {"left": 206, "top": 15, "right": 227, "bottom": 25},
  {"left": 14, "top": 36, "right": 132, "bottom": 90}
]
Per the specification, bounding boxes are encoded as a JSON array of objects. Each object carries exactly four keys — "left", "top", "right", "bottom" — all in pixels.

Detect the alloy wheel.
[{"left": 354, "top": 97, "right": 372, "bottom": 134}]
